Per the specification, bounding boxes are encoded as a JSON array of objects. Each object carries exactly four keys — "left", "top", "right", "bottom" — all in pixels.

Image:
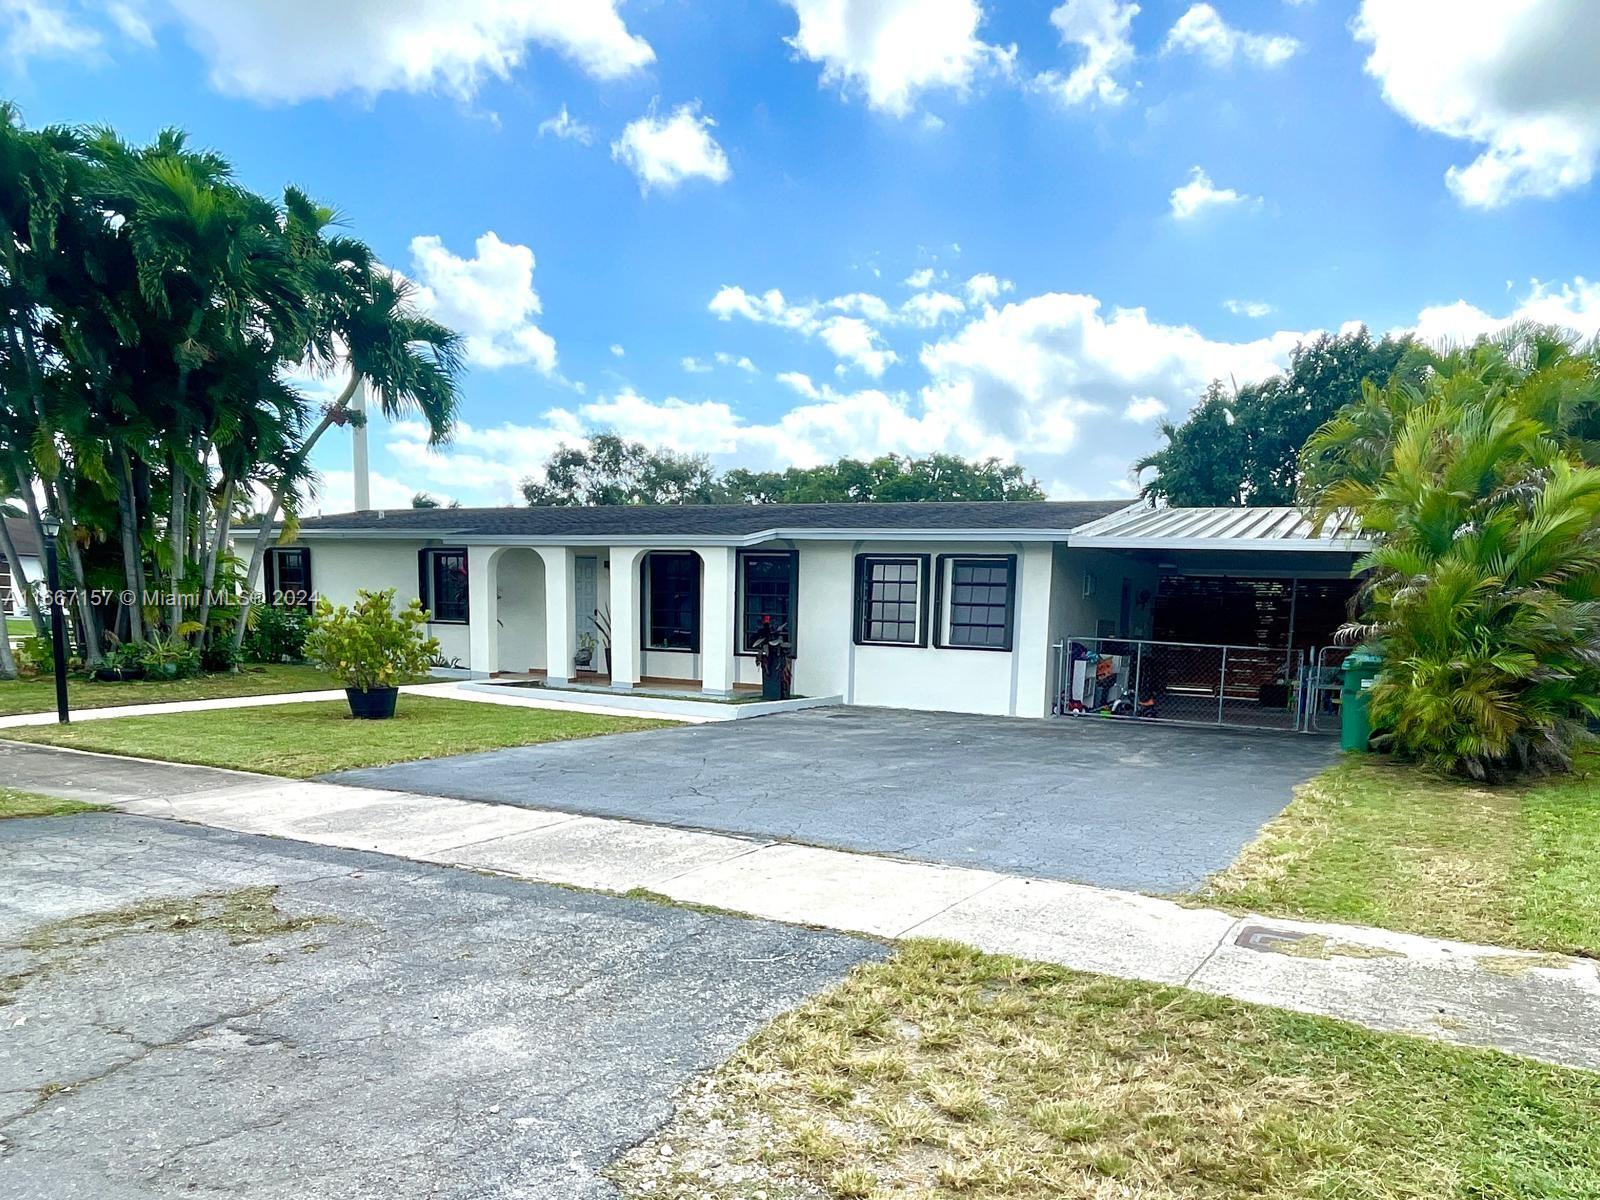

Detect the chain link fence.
[{"left": 1053, "top": 636, "right": 1310, "bottom": 732}]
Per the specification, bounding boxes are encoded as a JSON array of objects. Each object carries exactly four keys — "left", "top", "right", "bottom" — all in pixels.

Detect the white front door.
[{"left": 574, "top": 555, "right": 599, "bottom": 671}]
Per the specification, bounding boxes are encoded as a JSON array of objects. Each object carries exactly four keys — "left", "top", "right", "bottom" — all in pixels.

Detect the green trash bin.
[{"left": 1339, "top": 647, "right": 1384, "bottom": 752}]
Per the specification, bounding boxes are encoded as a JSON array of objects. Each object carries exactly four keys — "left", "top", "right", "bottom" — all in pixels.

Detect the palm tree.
[
  {"left": 1305, "top": 329, "right": 1600, "bottom": 779},
  {"left": 231, "top": 217, "right": 462, "bottom": 653}
]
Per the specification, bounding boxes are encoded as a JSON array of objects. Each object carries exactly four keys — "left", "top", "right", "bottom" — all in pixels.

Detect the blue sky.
[{"left": 4, "top": 0, "right": 1598, "bottom": 508}]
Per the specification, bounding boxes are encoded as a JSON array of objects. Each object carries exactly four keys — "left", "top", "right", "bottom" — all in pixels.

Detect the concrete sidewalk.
[
  {"left": 6, "top": 742, "right": 1599, "bottom": 1072},
  {"left": 0, "top": 678, "right": 707, "bottom": 729}
]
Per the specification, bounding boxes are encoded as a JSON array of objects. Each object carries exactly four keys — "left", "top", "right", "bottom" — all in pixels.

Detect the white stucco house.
[
  {"left": 1, "top": 517, "right": 43, "bottom": 620},
  {"left": 251, "top": 500, "right": 1366, "bottom": 724}
]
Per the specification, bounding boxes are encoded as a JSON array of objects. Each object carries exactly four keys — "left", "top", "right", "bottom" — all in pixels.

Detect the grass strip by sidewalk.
[
  {"left": 1197, "top": 754, "right": 1600, "bottom": 958},
  {"left": 614, "top": 939, "right": 1600, "bottom": 1200},
  {"left": 0, "top": 663, "right": 336, "bottom": 718},
  {"left": 0, "top": 696, "right": 669, "bottom": 777},
  {"left": 0, "top": 788, "right": 107, "bottom": 820}
]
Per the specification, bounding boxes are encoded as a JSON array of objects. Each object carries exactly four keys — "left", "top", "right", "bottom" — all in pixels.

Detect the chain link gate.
[{"left": 1052, "top": 636, "right": 1309, "bottom": 732}]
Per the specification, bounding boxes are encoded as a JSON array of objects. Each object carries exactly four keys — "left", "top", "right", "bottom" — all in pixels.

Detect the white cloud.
[
  {"left": 1409, "top": 277, "right": 1600, "bottom": 346},
  {"left": 609, "top": 343, "right": 625, "bottom": 358},
  {"left": 1355, "top": 0, "right": 1600, "bottom": 207},
  {"left": 611, "top": 103, "right": 732, "bottom": 192},
  {"left": 830, "top": 291, "right": 897, "bottom": 323},
  {"left": 964, "top": 273, "right": 1014, "bottom": 305},
  {"left": 1124, "top": 396, "right": 1168, "bottom": 422},
  {"left": 106, "top": 1, "right": 153, "bottom": 45},
  {"left": 1224, "top": 298, "right": 1273, "bottom": 318},
  {"left": 900, "top": 290, "right": 966, "bottom": 326},
  {"left": 132, "top": 0, "right": 654, "bottom": 102},
  {"left": 1032, "top": 0, "right": 1139, "bottom": 108},
  {"left": 715, "top": 351, "right": 759, "bottom": 373},
  {"left": 1163, "top": 3, "right": 1299, "bottom": 68},
  {"left": 1169, "top": 165, "right": 1256, "bottom": 219},
  {"left": 404, "top": 232, "right": 557, "bottom": 372},
  {"left": 378, "top": 273, "right": 1600, "bottom": 506},
  {"left": 818, "top": 315, "right": 899, "bottom": 377},
  {"left": 904, "top": 267, "right": 937, "bottom": 289},
  {"left": 681, "top": 356, "right": 713, "bottom": 374},
  {"left": 781, "top": 0, "right": 1015, "bottom": 118},
  {"left": 538, "top": 104, "right": 593, "bottom": 144},
  {"left": 306, "top": 468, "right": 417, "bottom": 516},
  {"left": 2, "top": 0, "right": 100, "bottom": 61}
]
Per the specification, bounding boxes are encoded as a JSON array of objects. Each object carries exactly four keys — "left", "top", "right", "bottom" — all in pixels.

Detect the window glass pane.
[
  {"left": 740, "top": 554, "right": 794, "bottom": 652},
  {"left": 648, "top": 553, "right": 699, "bottom": 650},
  {"left": 268, "top": 548, "right": 312, "bottom": 609},
  {"left": 857, "top": 557, "right": 921, "bottom": 645},
  {"left": 431, "top": 551, "right": 469, "bottom": 622},
  {"left": 947, "top": 558, "right": 1011, "bottom": 648}
]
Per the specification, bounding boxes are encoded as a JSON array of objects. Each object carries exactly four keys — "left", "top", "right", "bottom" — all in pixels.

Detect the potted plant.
[
  {"left": 303, "top": 588, "right": 440, "bottom": 719},
  {"left": 575, "top": 631, "right": 596, "bottom": 669},
  {"left": 94, "top": 639, "right": 148, "bottom": 683},
  {"left": 748, "top": 615, "right": 793, "bottom": 701}
]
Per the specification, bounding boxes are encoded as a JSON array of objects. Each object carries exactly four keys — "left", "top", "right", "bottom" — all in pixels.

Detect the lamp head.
[{"left": 40, "top": 514, "right": 61, "bottom": 539}]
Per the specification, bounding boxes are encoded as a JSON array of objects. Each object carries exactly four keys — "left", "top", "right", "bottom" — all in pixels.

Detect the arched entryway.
[{"left": 494, "top": 548, "right": 546, "bottom": 675}]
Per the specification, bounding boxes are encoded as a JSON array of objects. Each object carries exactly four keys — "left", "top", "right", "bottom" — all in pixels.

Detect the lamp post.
[{"left": 39, "top": 515, "right": 69, "bottom": 725}]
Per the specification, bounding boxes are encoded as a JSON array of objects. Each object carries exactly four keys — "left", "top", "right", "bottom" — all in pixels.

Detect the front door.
[{"left": 574, "top": 555, "right": 599, "bottom": 672}]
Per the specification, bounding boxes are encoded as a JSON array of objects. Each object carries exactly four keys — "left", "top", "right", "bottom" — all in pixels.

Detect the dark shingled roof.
[
  {"left": 3, "top": 516, "right": 41, "bottom": 559},
  {"left": 264, "top": 500, "right": 1131, "bottom": 539}
]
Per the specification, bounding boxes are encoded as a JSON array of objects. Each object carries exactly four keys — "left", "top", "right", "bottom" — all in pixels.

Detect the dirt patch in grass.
[
  {"left": 1, "top": 886, "right": 334, "bottom": 1007},
  {"left": 611, "top": 940, "right": 1600, "bottom": 1200},
  {"left": 1196, "top": 755, "right": 1600, "bottom": 957},
  {"left": 0, "top": 696, "right": 671, "bottom": 777},
  {"left": 1266, "top": 933, "right": 1404, "bottom": 961},
  {"left": 0, "top": 788, "right": 108, "bottom": 820}
]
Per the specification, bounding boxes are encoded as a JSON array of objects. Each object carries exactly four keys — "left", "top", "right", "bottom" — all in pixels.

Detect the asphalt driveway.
[
  {"left": 0, "top": 814, "right": 878, "bottom": 1199},
  {"left": 331, "top": 708, "right": 1340, "bottom": 893}
]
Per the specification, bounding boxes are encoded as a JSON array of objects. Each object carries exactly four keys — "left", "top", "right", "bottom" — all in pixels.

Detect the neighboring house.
[
  {"left": 247, "top": 500, "right": 1366, "bottom": 722},
  {"left": 1, "top": 517, "right": 43, "bottom": 620}
]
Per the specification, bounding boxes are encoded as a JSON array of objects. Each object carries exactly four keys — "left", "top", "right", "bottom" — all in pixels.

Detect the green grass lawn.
[
  {"left": 0, "top": 663, "right": 336, "bottom": 718},
  {"left": 6, "top": 616, "right": 31, "bottom": 637},
  {"left": 1198, "top": 753, "right": 1600, "bottom": 958},
  {"left": 0, "top": 696, "right": 669, "bottom": 777},
  {"left": 614, "top": 940, "right": 1600, "bottom": 1200},
  {"left": 0, "top": 788, "right": 107, "bottom": 820}
]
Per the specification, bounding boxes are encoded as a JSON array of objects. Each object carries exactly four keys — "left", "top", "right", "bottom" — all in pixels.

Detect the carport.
[{"left": 1051, "top": 506, "right": 1367, "bottom": 733}]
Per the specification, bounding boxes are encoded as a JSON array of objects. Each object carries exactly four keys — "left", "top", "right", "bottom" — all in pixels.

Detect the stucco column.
[
  {"left": 537, "top": 546, "right": 575, "bottom": 685},
  {"left": 1010, "top": 542, "right": 1055, "bottom": 718},
  {"left": 699, "top": 547, "right": 737, "bottom": 696},
  {"left": 467, "top": 547, "right": 498, "bottom": 679},
  {"left": 608, "top": 546, "right": 644, "bottom": 687}
]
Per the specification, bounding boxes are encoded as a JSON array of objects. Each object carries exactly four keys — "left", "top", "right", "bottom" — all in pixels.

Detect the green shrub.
[
  {"left": 200, "top": 637, "right": 241, "bottom": 673},
  {"left": 17, "top": 635, "right": 55, "bottom": 676},
  {"left": 242, "top": 604, "right": 310, "bottom": 663},
  {"left": 303, "top": 588, "right": 439, "bottom": 692},
  {"left": 138, "top": 635, "right": 201, "bottom": 679}
]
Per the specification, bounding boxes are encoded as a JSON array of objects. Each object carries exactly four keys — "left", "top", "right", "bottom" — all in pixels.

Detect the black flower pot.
[
  {"left": 346, "top": 685, "right": 399, "bottom": 720},
  {"left": 94, "top": 665, "right": 147, "bottom": 683},
  {"left": 762, "top": 672, "right": 783, "bottom": 701}
]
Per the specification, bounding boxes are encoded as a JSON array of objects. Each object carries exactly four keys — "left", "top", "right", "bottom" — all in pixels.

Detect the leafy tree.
[
  {"left": 1304, "top": 327, "right": 1600, "bottom": 780},
  {"left": 521, "top": 433, "right": 722, "bottom": 505},
  {"left": 522, "top": 438, "right": 1046, "bottom": 507},
  {"left": 721, "top": 453, "right": 1045, "bottom": 504},
  {"left": 1137, "top": 328, "right": 1416, "bottom": 507}
]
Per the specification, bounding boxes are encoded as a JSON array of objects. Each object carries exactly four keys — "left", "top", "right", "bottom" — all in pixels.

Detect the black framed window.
[
  {"left": 854, "top": 554, "right": 928, "bottom": 646},
  {"left": 644, "top": 552, "right": 700, "bottom": 651},
  {"left": 264, "top": 547, "right": 313, "bottom": 609},
  {"left": 419, "top": 547, "right": 469, "bottom": 623},
  {"left": 738, "top": 551, "right": 798, "bottom": 655},
  {"left": 941, "top": 555, "right": 1016, "bottom": 650}
]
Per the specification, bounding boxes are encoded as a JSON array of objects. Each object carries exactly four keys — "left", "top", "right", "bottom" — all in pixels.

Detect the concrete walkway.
[
  {"left": 0, "top": 678, "right": 710, "bottom": 729},
  {"left": 6, "top": 742, "right": 1599, "bottom": 1072}
]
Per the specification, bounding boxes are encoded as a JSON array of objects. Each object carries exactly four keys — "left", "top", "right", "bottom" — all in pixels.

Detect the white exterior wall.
[
  {"left": 280, "top": 538, "right": 471, "bottom": 666},
  {"left": 790, "top": 539, "right": 1056, "bottom": 719},
  {"left": 291, "top": 534, "right": 1066, "bottom": 718},
  {"left": 3, "top": 554, "right": 42, "bottom": 618}
]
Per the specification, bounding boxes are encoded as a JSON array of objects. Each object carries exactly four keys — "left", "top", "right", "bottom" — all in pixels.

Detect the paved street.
[{"left": 0, "top": 813, "right": 879, "bottom": 1199}]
